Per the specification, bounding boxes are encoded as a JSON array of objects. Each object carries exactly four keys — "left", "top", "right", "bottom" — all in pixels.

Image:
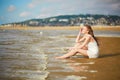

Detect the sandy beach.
[
  {"left": 0, "top": 26, "right": 120, "bottom": 31},
  {"left": 0, "top": 26, "right": 120, "bottom": 80}
]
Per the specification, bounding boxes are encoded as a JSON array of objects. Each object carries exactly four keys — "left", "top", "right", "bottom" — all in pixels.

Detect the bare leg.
[
  {"left": 69, "top": 43, "right": 81, "bottom": 50},
  {"left": 75, "top": 48, "right": 88, "bottom": 56},
  {"left": 56, "top": 49, "right": 77, "bottom": 59},
  {"left": 56, "top": 48, "right": 88, "bottom": 59}
]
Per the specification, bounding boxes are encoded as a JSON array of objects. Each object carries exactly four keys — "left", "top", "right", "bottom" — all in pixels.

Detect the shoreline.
[{"left": 0, "top": 26, "right": 120, "bottom": 31}]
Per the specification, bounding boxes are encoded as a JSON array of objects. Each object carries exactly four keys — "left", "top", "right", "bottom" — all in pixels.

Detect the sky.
[{"left": 0, "top": 0, "right": 120, "bottom": 25}]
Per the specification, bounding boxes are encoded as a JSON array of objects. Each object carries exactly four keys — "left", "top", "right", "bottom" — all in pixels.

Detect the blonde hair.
[{"left": 84, "top": 25, "right": 99, "bottom": 46}]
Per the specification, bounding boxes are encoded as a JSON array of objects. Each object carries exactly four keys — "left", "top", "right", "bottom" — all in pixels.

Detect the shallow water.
[{"left": 0, "top": 29, "right": 120, "bottom": 80}]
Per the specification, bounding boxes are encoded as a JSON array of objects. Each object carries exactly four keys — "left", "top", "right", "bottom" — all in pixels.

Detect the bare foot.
[
  {"left": 55, "top": 56, "right": 70, "bottom": 59},
  {"left": 69, "top": 47, "right": 74, "bottom": 50}
]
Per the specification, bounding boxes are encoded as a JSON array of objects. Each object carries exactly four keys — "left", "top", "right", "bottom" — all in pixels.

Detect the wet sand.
[
  {"left": 47, "top": 37, "right": 120, "bottom": 80},
  {"left": 0, "top": 27, "right": 120, "bottom": 80}
]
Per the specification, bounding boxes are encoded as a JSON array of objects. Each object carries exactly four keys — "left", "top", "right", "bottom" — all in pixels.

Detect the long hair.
[{"left": 84, "top": 25, "right": 99, "bottom": 46}]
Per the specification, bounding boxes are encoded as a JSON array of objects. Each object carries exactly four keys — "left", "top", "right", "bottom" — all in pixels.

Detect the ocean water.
[{"left": 0, "top": 29, "right": 120, "bottom": 80}]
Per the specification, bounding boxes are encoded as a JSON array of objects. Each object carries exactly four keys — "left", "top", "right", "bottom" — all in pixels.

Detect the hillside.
[{"left": 2, "top": 14, "right": 120, "bottom": 26}]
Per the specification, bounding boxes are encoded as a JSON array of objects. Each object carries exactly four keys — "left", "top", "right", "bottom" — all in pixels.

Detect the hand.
[
  {"left": 69, "top": 47, "right": 73, "bottom": 50},
  {"left": 78, "top": 28, "right": 82, "bottom": 34},
  {"left": 79, "top": 28, "right": 82, "bottom": 32}
]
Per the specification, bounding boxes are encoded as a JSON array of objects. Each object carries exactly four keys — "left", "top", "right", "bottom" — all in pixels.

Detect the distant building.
[
  {"left": 87, "top": 17, "right": 94, "bottom": 20},
  {"left": 29, "top": 21, "right": 39, "bottom": 26},
  {"left": 49, "top": 18, "right": 57, "bottom": 22},
  {"left": 3, "top": 24, "right": 12, "bottom": 27},
  {"left": 59, "top": 19, "right": 69, "bottom": 22}
]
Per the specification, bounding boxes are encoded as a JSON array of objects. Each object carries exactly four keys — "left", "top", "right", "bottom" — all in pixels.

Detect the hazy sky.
[{"left": 0, "top": 0, "right": 120, "bottom": 24}]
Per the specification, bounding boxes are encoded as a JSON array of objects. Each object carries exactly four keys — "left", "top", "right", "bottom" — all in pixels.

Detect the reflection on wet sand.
[{"left": 65, "top": 59, "right": 93, "bottom": 72}]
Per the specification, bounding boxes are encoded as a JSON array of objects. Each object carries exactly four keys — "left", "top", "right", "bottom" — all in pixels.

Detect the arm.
[
  {"left": 75, "top": 28, "right": 82, "bottom": 43},
  {"left": 75, "top": 32, "right": 81, "bottom": 43},
  {"left": 79, "top": 36, "right": 85, "bottom": 42},
  {"left": 76, "top": 34, "right": 85, "bottom": 43},
  {"left": 79, "top": 36, "right": 90, "bottom": 49}
]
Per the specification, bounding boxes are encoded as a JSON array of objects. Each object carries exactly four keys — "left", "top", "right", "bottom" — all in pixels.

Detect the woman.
[{"left": 56, "top": 25, "right": 99, "bottom": 59}]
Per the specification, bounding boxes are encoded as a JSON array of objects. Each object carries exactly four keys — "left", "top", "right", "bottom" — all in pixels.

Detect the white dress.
[{"left": 87, "top": 41, "right": 99, "bottom": 58}]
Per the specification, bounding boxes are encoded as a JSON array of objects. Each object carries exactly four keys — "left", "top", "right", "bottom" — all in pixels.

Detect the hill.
[{"left": 2, "top": 14, "right": 120, "bottom": 26}]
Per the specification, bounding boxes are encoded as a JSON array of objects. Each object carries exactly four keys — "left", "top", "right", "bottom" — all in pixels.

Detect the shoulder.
[
  {"left": 83, "top": 34, "right": 91, "bottom": 41},
  {"left": 85, "top": 34, "right": 92, "bottom": 38}
]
